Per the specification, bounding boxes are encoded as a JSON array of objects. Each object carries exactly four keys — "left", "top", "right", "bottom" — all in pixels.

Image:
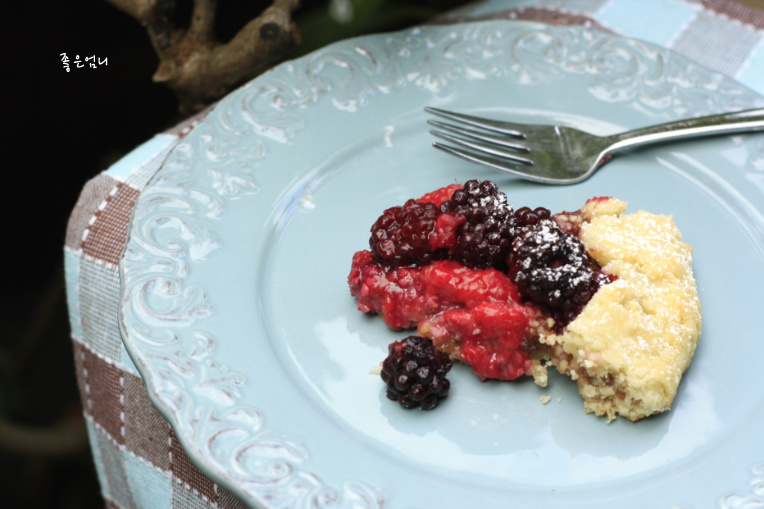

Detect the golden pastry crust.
[{"left": 542, "top": 201, "right": 702, "bottom": 422}]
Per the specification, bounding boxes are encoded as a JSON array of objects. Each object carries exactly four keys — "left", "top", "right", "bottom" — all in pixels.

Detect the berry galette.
[{"left": 349, "top": 180, "right": 701, "bottom": 421}]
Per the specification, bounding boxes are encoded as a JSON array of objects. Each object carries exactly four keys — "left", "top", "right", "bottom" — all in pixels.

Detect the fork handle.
[{"left": 609, "top": 108, "right": 764, "bottom": 150}]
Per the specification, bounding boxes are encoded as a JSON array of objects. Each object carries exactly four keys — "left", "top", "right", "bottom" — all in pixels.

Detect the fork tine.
[
  {"left": 429, "top": 130, "right": 534, "bottom": 166},
  {"left": 427, "top": 119, "right": 529, "bottom": 152},
  {"left": 432, "top": 142, "right": 555, "bottom": 183},
  {"left": 425, "top": 107, "right": 526, "bottom": 137}
]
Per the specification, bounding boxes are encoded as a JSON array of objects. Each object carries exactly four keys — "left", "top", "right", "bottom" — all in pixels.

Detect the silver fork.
[{"left": 425, "top": 106, "right": 764, "bottom": 185}]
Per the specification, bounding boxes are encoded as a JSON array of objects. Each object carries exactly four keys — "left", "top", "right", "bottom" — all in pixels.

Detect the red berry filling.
[
  {"left": 420, "top": 302, "right": 533, "bottom": 381},
  {"left": 348, "top": 250, "right": 428, "bottom": 330},
  {"left": 350, "top": 180, "right": 613, "bottom": 388},
  {"left": 350, "top": 254, "right": 535, "bottom": 380}
]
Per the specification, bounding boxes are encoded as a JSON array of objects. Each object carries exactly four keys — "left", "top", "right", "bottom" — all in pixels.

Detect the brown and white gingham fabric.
[
  {"left": 66, "top": 108, "right": 250, "bottom": 509},
  {"left": 64, "top": 1, "right": 764, "bottom": 507}
]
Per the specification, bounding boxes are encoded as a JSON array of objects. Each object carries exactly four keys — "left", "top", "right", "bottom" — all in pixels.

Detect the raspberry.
[
  {"left": 417, "top": 183, "right": 462, "bottom": 207},
  {"left": 440, "top": 179, "right": 516, "bottom": 269},
  {"left": 507, "top": 219, "right": 610, "bottom": 330},
  {"left": 380, "top": 336, "right": 453, "bottom": 410},
  {"left": 369, "top": 199, "right": 444, "bottom": 266}
]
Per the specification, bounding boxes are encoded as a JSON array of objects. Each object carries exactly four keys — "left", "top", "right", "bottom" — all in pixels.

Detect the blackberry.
[
  {"left": 441, "top": 179, "right": 516, "bottom": 269},
  {"left": 507, "top": 219, "right": 610, "bottom": 330},
  {"left": 514, "top": 206, "right": 551, "bottom": 227},
  {"left": 380, "top": 336, "right": 453, "bottom": 410},
  {"left": 370, "top": 199, "right": 443, "bottom": 266},
  {"left": 553, "top": 270, "right": 611, "bottom": 327}
]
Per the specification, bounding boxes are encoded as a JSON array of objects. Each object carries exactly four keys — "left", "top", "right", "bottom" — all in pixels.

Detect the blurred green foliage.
[{"left": 291, "top": 0, "right": 472, "bottom": 56}]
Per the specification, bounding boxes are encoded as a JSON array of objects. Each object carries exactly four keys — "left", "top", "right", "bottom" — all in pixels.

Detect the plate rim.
[{"left": 118, "top": 18, "right": 764, "bottom": 509}]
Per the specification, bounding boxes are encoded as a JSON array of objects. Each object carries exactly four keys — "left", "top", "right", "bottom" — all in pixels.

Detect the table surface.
[{"left": 64, "top": 1, "right": 764, "bottom": 508}]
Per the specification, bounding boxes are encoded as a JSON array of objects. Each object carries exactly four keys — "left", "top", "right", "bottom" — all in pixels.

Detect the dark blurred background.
[{"left": 0, "top": 1, "right": 469, "bottom": 507}]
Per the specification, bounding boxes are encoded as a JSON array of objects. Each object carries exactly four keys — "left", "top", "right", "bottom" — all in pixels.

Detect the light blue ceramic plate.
[{"left": 120, "top": 20, "right": 764, "bottom": 509}]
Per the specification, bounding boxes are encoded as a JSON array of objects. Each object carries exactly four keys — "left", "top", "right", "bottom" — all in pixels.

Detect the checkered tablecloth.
[{"left": 64, "top": 1, "right": 764, "bottom": 508}]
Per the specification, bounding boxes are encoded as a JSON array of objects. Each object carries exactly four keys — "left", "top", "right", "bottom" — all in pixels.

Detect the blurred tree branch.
[{"left": 105, "top": 0, "right": 302, "bottom": 114}]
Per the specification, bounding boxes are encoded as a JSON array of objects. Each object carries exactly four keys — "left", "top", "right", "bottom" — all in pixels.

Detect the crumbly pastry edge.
[{"left": 537, "top": 199, "right": 702, "bottom": 422}]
